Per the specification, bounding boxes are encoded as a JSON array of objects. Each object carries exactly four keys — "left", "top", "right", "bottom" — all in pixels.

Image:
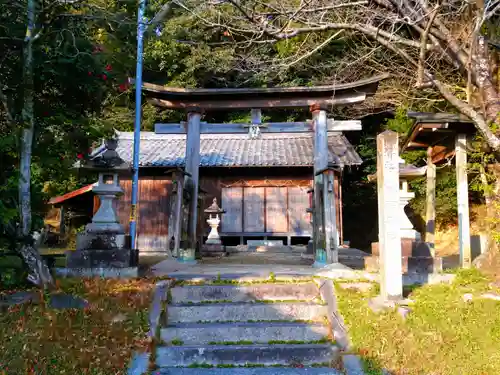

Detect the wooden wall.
[
  {"left": 116, "top": 167, "right": 343, "bottom": 252},
  {"left": 116, "top": 176, "right": 173, "bottom": 253}
]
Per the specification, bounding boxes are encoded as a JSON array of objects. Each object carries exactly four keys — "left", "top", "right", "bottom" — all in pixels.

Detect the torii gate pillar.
[{"left": 311, "top": 105, "right": 339, "bottom": 267}]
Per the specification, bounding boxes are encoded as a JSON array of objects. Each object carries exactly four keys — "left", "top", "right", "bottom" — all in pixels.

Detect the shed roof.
[
  {"left": 111, "top": 131, "right": 362, "bottom": 168},
  {"left": 402, "top": 112, "right": 475, "bottom": 151},
  {"left": 48, "top": 183, "right": 95, "bottom": 205},
  {"left": 402, "top": 112, "right": 476, "bottom": 164}
]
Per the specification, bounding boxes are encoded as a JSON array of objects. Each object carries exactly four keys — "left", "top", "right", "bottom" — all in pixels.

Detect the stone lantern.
[
  {"left": 61, "top": 139, "right": 137, "bottom": 278},
  {"left": 398, "top": 159, "right": 426, "bottom": 244},
  {"left": 201, "top": 198, "right": 226, "bottom": 257}
]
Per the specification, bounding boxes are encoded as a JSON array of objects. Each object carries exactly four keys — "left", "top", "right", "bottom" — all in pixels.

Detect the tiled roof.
[{"left": 113, "top": 132, "right": 362, "bottom": 168}]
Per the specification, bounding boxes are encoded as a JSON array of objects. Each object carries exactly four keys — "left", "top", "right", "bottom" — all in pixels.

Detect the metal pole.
[{"left": 130, "top": 0, "right": 146, "bottom": 255}]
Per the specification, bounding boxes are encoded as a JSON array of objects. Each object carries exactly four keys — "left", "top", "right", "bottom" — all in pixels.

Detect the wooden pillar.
[
  {"left": 311, "top": 105, "right": 338, "bottom": 266},
  {"left": 456, "top": 134, "right": 471, "bottom": 268},
  {"left": 173, "top": 173, "right": 184, "bottom": 257},
  {"left": 59, "top": 206, "right": 66, "bottom": 238},
  {"left": 425, "top": 147, "right": 436, "bottom": 256},
  {"left": 324, "top": 169, "right": 339, "bottom": 263},
  {"left": 179, "top": 109, "right": 202, "bottom": 263},
  {"left": 377, "top": 130, "right": 403, "bottom": 301}
]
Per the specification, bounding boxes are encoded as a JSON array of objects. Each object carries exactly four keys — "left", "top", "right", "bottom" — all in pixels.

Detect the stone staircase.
[{"left": 152, "top": 279, "right": 343, "bottom": 374}]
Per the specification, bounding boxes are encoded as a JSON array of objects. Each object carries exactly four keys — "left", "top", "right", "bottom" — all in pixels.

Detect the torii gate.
[{"left": 139, "top": 74, "right": 388, "bottom": 265}]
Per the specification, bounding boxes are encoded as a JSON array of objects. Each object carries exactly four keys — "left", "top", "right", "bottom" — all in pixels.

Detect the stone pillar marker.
[
  {"left": 376, "top": 130, "right": 403, "bottom": 301},
  {"left": 456, "top": 133, "right": 471, "bottom": 268}
]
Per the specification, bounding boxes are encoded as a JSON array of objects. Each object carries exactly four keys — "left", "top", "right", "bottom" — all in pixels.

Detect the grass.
[
  {"left": 0, "top": 277, "right": 157, "bottom": 375},
  {"left": 335, "top": 269, "right": 500, "bottom": 375}
]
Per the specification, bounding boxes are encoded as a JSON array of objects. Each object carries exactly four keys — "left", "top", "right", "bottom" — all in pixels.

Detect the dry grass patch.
[{"left": 0, "top": 277, "right": 157, "bottom": 375}]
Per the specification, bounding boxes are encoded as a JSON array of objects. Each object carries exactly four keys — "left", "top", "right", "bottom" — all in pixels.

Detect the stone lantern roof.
[{"left": 204, "top": 198, "right": 225, "bottom": 215}]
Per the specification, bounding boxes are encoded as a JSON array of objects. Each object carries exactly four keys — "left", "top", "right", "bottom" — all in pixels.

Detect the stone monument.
[
  {"left": 375, "top": 130, "right": 403, "bottom": 301},
  {"left": 367, "top": 158, "right": 442, "bottom": 273},
  {"left": 201, "top": 198, "right": 226, "bottom": 257},
  {"left": 59, "top": 139, "right": 137, "bottom": 278}
]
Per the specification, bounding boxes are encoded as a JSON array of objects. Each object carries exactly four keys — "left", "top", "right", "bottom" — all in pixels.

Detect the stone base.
[
  {"left": 76, "top": 232, "right": 129, "bottom": 251},
  {"left": 371, "top": 238, "right": 419, "bottom": 257},
  {"left": 312, "top": 261, "right": 328, "bottom": 268},
  {"left": 202, "top": 244, "right": 226, "bottom": 257},
  {"left": 364, "top": 255, "right": 443, "bottom": 273},
  {"left": 306, "top": 240, "right": 314, "bottom": 254},
  {"left": 66, "top": 248, "right": 133, "bottom": 268},
  {"left": 55, "top": 267, "right": 138, "bottom": 278},
  {"left": 368, "top": 294, "right": 413, "bottom": 313},
  {"left": 178, "top": 248, "right": 197, "bottom": 264}
]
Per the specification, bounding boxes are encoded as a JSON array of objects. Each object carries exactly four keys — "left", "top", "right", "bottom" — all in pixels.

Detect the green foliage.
[
  {"left": 336, "top": 272, "right": 500, "bottom": 375},
  {"left": 0, "top": 0, "right": 135, "bottom": 252}
]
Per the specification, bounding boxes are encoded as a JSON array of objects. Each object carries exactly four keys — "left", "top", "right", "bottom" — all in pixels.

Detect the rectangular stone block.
[
  {"left": 171, "top": 283, "right": 320, "bottom": 304},
  {"left": 201, "top": 244, "right": 225, "bottom": 257},
  {"left": 156, "top": 344, "right": 338, "bottom": 367},
  {"left": 55, "top": 267, "right": 138, "bottom": 278},
  {"left": 371, "top": 238, "right": 415, "bottom": 257},
  {"left": 248, "top": 240, "right": 283, "bottom": 248},
  {"left": 364, "top": 255, "right": 443, "bottom": 273},
  {"left": 66, "top": 248, "right": 132, "bottom": 268},
  {"left": 168, "top": 302, "right": 328, "bottom": 324},
  {"left": 161, "top": 322, "right": 330, "bottom": 345},
  {"left": 76, "top": 233, "right": 128, "bottom": 251},
  {"left": 154, "top": 369, "right": 343, "bottom": 375}
]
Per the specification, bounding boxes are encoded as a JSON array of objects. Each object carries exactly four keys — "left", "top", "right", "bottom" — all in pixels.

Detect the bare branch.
[
  {"left": 283, "top": 30, "right": 344, "bottom": 68},
  {"left": 417, "top": 4, "right": 440, "bottom": 87}
]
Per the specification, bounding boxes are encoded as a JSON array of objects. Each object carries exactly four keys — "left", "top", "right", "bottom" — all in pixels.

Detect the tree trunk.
[
  {"left": 19, "top": 0, "right": 54, "bottom": 288},
  {"left": 477, "top": 37, "right": 500, "bottom": 127}
]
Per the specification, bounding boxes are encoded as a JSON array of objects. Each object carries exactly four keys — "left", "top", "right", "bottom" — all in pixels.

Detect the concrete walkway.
[{"left": 149, "top": 258, "right": 375, "bottom": 281}]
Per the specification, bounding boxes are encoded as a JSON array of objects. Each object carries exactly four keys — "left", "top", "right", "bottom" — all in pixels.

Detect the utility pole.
[
  {"left": 129, "top": 0, "right": 146, "bottom": 260},
  {"left": 130, "top": 1, "right": 175, "bottom": 259}
]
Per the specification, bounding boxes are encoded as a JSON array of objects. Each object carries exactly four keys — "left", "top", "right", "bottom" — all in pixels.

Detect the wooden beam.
[
  {"left": 456, "top": 133, "right": 471, "bottom": 268},
  {"left": 425, "top": 147, "right": 436, "bottom": 256},
  {"left": 148, "top": 93, "right": 367, "bottom": 110},
  {"left": 155, "top": 120, "right": 362, "bottom": 134}
]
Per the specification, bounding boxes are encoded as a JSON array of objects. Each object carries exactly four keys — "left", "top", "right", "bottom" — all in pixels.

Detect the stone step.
[
  {"left": 156, "top": 344, "right": 339, "bottom": 367},
  {"left": 171, "top": 283, "right": 321, "bottom": 304},
  {"left": 161, "top": 322, "right": 331, "bottom": 345},
  {"left": 168, "top": 302, "right": 328, "bottom": 324},
  {"left": 226, "top": 245, "right": 306, "bottom": 254},
  {"left": 153, "top": 368, "right": 343, "bottom": 374}
]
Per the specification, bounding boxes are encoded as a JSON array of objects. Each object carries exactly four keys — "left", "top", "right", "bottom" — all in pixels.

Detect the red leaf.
[
  {"left": 105, "top": 64, "right": 113, "bottom": 72},
  {"left": 77, "top": 153, "right": 84, "bottom": 159},
  {"left": 102, "top": 74, "right": 107, "bottom": 81}
]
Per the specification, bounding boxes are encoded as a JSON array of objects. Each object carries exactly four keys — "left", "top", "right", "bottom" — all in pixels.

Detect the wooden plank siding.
[
  {"left": 221, "top": 187, "right": 243, "bottom": 233},
  {"left": 243, "top": 187, "right": 265, "bottom": 232},
  {"left": 113, "top": 167, "right": 343, "bottom": 251},
  {"left": 116, "top": 176, "right": 173, "bottom": 253},
  {"left": 288, "top": 186, "right": 311, "bottom": 235},
  {"left": 265, "top": 187, "right": 288, "bottom": 233}
]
